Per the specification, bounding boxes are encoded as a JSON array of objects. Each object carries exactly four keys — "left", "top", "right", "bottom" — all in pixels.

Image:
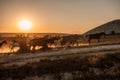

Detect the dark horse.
[
  {"left": 60, "top": 35, "right": 81, "bottom": 47},
  {"left": 0, "top": 40, "right": 7, "bottom": 47},
  {"left": 86, "top": 32, "right": 106, "bottom": 44},
  {"left": 29, "top": 36, "right": 60, "bottom": 52}
]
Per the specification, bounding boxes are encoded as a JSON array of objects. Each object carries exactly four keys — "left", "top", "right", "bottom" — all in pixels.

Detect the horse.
[
  {"left": 0, "top": 40, "right": 7, "bottom": 47},
  {"left": 9, "top": 40, "right": 20, "bottom": 52},
  {"left": 46, "top": 36, "right": 61, "bottom": 47},
  {"left": 29, "top": 36, "right": 60, "bottom": 52},
  {"left": 60, "top": 35, "right": 81, "bottom": 47},
  {"left": 0, "top": 40, "right": 7, "bottom": 52},
  {"left": 85, "top": 32, "right": 106, "bottom": 44}
]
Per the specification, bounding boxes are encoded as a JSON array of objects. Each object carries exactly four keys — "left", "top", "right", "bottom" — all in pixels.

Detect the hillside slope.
[{"left": 84, "top": 19, "right": 120, "bottom": 35}]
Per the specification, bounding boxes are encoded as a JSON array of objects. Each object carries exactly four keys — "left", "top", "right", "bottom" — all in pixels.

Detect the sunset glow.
[
  {"left": 0, "top": 0, "right": 120, "bottom": 33},
  {"left": 19, "top": 20, "right": 32, "bottom": 31}
]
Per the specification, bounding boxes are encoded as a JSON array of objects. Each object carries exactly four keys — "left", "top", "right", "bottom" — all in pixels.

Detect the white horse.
[{"left": 9, "top": 40, "right": 20, "bottom": 52}]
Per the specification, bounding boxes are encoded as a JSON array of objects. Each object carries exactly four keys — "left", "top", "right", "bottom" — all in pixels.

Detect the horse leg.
[
  {"left": 76, "top": 42, "right": 79, "bottom": 47},
  {"left": 88, "top": 39, "right": 91, "bottom": 44},
  {"left": 10, "top": 47, "right": 13, "bottom": 53},
  {"left": 42, "top": 45, "right": 49, "bottom": 50},
  {"left": 10, "top": 48, "right": 12, "bottom": 52},
  {"left": 10, "top": 45, "right": 13, "bottom": 53},
  {"left": 9, "top": 45, "right": 12, "bottom": 53},
  {"left": 29, "top": 45, "right": 31, "bottom": 51},
  {"left": 0, "top": 48, "right": 3, "bottom": 53},
  {"left": 98, "top": 38, "right": 100, "bottom": 43},
  {"left": 12, "top": 48, "right": 14, "bottom": 52},
  {"left": 32, "top": 46, "right": 36, "bottom": 53}
]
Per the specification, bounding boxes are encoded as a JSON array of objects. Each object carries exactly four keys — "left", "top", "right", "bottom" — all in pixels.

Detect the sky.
[{"left": 0, "top": 0, "right": 120, "bottom": 34}]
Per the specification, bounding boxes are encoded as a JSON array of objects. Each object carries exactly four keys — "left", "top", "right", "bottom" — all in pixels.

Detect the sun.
[{"left": 19, "top": 20, "right": 32, "bottom": 31}]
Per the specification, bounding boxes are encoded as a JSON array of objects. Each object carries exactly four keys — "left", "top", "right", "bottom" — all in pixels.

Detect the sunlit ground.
[
  {"left": 0, "top": 47, "right": 19, "bottom": 54},
  {"left": 1, "top": 34, "right": 120, "bottom": 55},
  {"left": 0, "top": 43, "right": 89, "bottom": 54},
  {"left": 0, "top": 42, "right": 119, "bottom": 54}
]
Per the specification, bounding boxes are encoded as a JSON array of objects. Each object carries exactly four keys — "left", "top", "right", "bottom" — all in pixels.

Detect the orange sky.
[{"left": 0, "top": 0, "right": 120, "bottom": 34}]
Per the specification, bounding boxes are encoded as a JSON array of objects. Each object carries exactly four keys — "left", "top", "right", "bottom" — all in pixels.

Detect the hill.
[{"left": 83, "top": 19, "right": 120, "bottom": 35}]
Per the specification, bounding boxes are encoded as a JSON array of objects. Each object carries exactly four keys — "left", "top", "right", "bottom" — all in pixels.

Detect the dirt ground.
[{"left": 1, "top": 44, "right": 120, "bottom": 66}]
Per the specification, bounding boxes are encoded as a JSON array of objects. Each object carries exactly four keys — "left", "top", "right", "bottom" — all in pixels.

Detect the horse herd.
[{"left": 0, "top": 32, "right": 106, "bottom": 53}]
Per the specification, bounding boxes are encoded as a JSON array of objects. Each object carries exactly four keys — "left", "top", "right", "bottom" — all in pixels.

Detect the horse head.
[
  {"left": 0, "top": 40, "right": 7, "bottom": 48},
  {"left": 3, "top": 40, "right": 7, "bottom": 44},
  {"left": 100, "top": 32, "right": 106, "bottom": 38},
  {"left": 101, "top": 32, "right": 106, "bottom": 35}
]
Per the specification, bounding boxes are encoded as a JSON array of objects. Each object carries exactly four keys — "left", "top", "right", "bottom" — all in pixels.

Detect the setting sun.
[{"left": 19, "top": 20, "right": 32, "bottom": 31}]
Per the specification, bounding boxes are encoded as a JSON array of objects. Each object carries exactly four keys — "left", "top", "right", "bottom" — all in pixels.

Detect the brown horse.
[
  {"left": 86, "top": 32, "right": 106, "bottom": 44},
  {"left": 9, "top": 40, "right": 20, "bottom": 52},
  {"left": 60, "top": 35, "right": 81, "bottom": 47},
  {"left": 29, "top": 36, "right": 60, "bottom": 51}
]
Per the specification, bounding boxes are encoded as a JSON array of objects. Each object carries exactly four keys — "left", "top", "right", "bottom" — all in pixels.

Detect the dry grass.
[{"left": 0, "top": 52, "right": 120, "bottom": 80}]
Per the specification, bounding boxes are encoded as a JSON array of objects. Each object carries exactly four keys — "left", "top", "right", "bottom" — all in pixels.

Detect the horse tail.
[
  {"left": 9, "top": 45, "right": 11, "bottom": 48},
  {"left": 28, "top": 40, "right": 31, "bottom": 47},
  {"left": 9, "top": 43, "right": 12, "bottom": 49},
  {"left": 85, "top": 35, "right": 89, "bottom": 38},
  {"left": 28, "top": 40, "right": 33, "bottom": 50},
  {"left": 9, "top": 43, "right": 14, "bottom": 52}
]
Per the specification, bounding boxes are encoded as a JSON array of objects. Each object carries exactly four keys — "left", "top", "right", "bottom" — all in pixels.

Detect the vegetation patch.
[{"left": 0, "top": 52, "right": 120, "bottom": 80}]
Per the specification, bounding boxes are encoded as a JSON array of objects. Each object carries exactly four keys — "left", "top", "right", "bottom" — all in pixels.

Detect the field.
[{"left": 0, "top": 33, "right": 120, "bottom": 80}]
